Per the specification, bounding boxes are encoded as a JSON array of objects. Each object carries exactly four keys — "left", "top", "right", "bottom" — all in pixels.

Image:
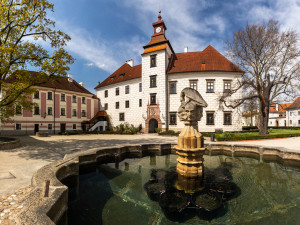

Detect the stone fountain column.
[{"left": 174, "top": 88, "right": 208, "bottom": 193}]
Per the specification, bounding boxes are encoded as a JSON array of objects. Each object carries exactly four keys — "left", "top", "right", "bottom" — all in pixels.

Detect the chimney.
[
  {"left": 67, "top": 74, "right": 73, "bottom": 82},
  {"left": 184, "top": 46, "right": 188, "bottom": 53},
  {"left": 276, "top": 103, "right": 279, "bottom": 111},
  {"left": 79, "top": 82, "right": 84, "bottom": 87},
  {"left": 126, "top": 59, "right": 134, "bottom": 67}
]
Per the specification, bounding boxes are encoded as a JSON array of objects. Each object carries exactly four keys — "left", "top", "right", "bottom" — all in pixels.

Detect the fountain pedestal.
[
  {"left": 175, "top": 124, "right": 206, "bottom": 193},
  {"left": 174, "top": 88, "right": 208, "bottom": 194}
]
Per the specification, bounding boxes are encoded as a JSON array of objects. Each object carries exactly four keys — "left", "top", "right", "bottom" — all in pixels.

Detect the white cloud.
[
  {"left": 115, "top": 0, "right": 223, "bottom": 52},
  {"left": 55, "top": 22, "right": 145, "bottom": 73}
]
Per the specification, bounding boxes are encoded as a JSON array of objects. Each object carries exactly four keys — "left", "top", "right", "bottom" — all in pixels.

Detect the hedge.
[{"left": 216, "top": 132, "right": 300, "bottom": 141}]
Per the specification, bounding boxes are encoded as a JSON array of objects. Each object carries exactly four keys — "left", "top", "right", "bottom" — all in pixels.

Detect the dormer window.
[
  {"left": 150, "top": 55, "right": 157, "bottom": 67},
  {"left": 111, "top": 76, "right": 115, "bottom": 80},
  {"left": 120, "top": 74, "right": 125, "bottom": 77}
]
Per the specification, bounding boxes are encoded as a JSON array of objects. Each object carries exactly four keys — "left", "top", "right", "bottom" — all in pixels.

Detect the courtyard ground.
[{"left": 0, "top": 134, "right": 300, "bottom": 198}]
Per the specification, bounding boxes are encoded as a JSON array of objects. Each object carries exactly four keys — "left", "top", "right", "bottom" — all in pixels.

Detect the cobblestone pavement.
[{"left": 0, "top": 186, "right": 30, "bottom": 224}]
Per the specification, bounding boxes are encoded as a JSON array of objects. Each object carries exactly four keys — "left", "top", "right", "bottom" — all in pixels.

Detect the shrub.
[
  {"left": 216, "top": 132, "right": 300, "bottom": 141},
  {"left": 158, "top": 129, "right": 178, "bottom": 136},
  {"left": 155, "top": 128, "right": 162, "bottom": 133},
  {"left": 215, "top": 129, "right": 223, "bottom": 134}
]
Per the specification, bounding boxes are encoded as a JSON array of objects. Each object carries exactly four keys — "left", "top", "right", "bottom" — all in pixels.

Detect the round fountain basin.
[{"left": 61, "top": 154, "right": 300, "bottom": 225}]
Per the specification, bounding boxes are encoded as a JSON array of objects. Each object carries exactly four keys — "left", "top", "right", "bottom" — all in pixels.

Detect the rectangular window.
[
  {"left": 48, "top": 107, "right": 53, "bottom": 115},
  {"left": 34, "top": 91, "right": 39, "bottom": 99},
  {"left": 34, "top": 106, "right": 40, "bottom": 115},
  {"left": 139, "top": 99, "right": 142, "bottom": 107},
  {"left": 116, "top": 87, "right": 119, "bottom": 96},
  {"left": 104, "top": 103, "right": 108, "bottom": 110},
  {"left": 116, "top": 102, "right": 119, "bottom": 109},
  {"left": 61, "top": 108, "right": 65, "bottom": 116},
  {"left": 298, "top": 111, "right": 300, "bottom": 116},
  {"left": 16, "top": 123, "right": 21, "bottom": 130},
  {"left": 82, "top": 110, "right": 86, "bottom": 117},
  {"left": 125, "top": 100, "right": 130, "bottom": 108},
  {"left": 190, "top": 80, "right": 197, "bottom": 90},
  {"left": 125, "top": 85, "right": 130, "bottom": 94},
  {"left": 61, "top": 93, "right": 65, "bottom": 102},
  {"left": 207, "top": 80, "right": 214, "bottom": 93},
  {"left": 150, "top": 75, "right": 157, "bottom": 88},
  {"left": 290, "top": 112, "right": 293, "bottom": 116},
  {"left": 82, "top": 97, "right": 86, "bottom": 104},
  {"left": 73, "top": 124, "right": 77, "bottom": 130},
  {"left": 298, "top": 120, "right": 300, "bottom": 125},
  {"left": 206, "top": 112, "right": 214, "bottom": 125},
  {"left": 16, "top": 105, "right": 22, "bottom": 115},
  {"left": 169, "top": 81, "right": 177, "bottom": 94},
  {"left": 169, "top": 112, "right": 177, "bottom": 125},
  {"left": 72, "top": 95, "right": 77, "bottom": 103},
  {"left": 290, "top": 120, "right": 292, "bottom": 125},
  {"left": 119, "top": 113, "right": 125, "bottom": 121},
  {"left": 72, "top": 109, "right": 77, "bottom": 117},
  {"left": 139, "top": 83, "right": 142, "bottom": 92},
  {"left": 224, "top": 80, "right": 231, "bottom": 92},
  {"left": 150, "top": 93, "right": 156, "bottom": 105},
  {"left": 48, "top": 92, "right": 52, "bottom": 100},
  {"left": 150, "top": 54, "right": 157, "bottom": 67},
  {"left": 48, "top": 124, "right": 52, "bottom": 130},
  {"left": 224, "top": 112, "right": 232, "bottom": 125},
  {"left": 105, "top": 90, "right": 108, "bottom": 98}
]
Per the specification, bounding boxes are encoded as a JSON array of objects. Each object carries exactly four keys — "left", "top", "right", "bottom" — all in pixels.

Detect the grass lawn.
[
  {"left": 215, "top": 129, "right": 300, "bottom": 141},
  {"left": 0, "top": 137, "right": 15, "bottom": 142}
]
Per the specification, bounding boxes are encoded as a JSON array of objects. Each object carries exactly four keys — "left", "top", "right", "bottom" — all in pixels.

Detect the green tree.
[
  {"left": 0, "top": 0, "right": 74, "bottom": 121},
  {"left": 221, "top": 20, "right": 300, "bottom": 135}
]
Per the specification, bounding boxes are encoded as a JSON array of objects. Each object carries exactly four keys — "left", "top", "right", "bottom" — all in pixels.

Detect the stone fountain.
[
  {"left": 144, "top": 87, "right": 240, "bottom": 217},
  {"left": 175, "top": 88, "right": 208, "bottom": 194}
]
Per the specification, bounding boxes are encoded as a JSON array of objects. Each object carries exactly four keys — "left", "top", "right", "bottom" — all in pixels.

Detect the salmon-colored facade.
[{"left": 1, "top": 74, "right": 99, "bottom": 135}]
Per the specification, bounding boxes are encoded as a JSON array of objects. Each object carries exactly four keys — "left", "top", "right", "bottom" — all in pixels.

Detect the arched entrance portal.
[{"left": 149, "top": 119, "right": 158, "bottom": 133}]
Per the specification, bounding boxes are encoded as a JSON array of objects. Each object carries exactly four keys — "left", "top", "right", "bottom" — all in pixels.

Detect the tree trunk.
[{"left": 258, "top": 100, "right": 269, "bottom": 135}]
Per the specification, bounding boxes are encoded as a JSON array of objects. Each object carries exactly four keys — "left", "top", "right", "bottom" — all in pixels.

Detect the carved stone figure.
[{"left": 178, "top": 88, "right": 208, "bottom": 126}]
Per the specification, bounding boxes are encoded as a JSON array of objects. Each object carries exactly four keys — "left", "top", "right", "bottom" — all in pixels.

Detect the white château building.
[{"left": 95, "top": 13, "right": 244, "bottom": 133}]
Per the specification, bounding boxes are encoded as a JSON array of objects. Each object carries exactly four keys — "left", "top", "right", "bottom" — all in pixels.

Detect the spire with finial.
[{"left": 158, "top": 10, "right": 162, "bottom": 21}]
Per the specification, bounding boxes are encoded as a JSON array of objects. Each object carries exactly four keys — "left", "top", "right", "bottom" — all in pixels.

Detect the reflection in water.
[{"left": 64, "top": 154, "right": 300, "bottom": 225}]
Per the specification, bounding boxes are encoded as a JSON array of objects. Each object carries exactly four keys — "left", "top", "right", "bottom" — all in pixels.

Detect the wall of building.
[
  {"left": 286, "top": 109, "right": 300, "bottom": 127},
  {"left": 97, "top": 78, "right": 144, "bottom": 128},
  {"left": 1, "top": 87, "right": 98, "bottom": 135},
  {"left": 168, "top": 72, "right": 243, "bottom": 132},
  {"left": 142, "top": 49, "right": 169, "bottom": 129}
]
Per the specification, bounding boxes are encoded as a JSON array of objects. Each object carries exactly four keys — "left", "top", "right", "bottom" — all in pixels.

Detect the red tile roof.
[
  {"left": 286, "top": 97, "right": 300, "bottom": 110},
  {"left": 89, "top": 111, "right": 107, "bottom": 123},
  {"left": 95, "top": 63, "right": 142, "bottom": 89},
  {"left": 6, "top": 71, "right": 94, "bottom": 96},
  {"left": 168, "top": 45, "right": 244, "bottom": 74},
  {"left": 143, "top": 34, "right": 168, "bottom": 49},
  {"left": 95, "top": 45, "right": 244, "bottom": 88},
  {"left": 269, "top": 103, "right": 292, "bottom": 113}
]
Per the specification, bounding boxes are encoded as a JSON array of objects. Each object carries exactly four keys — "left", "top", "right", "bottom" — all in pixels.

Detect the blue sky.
[{"left": 48, "top": 0, "right": 300, "bottom": 93}]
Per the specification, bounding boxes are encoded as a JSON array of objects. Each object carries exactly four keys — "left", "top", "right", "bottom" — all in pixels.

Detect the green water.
[{"left": 66, "top": 154, "right": 300, "bottom": 225}]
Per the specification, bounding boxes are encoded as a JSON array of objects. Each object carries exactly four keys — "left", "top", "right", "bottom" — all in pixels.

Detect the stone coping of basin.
[
  {"left": 0, "top": 137, "right": 21, "bottom": 150},
  {"left": 8, "top": 142, "right": 300, "bottom": 225}
]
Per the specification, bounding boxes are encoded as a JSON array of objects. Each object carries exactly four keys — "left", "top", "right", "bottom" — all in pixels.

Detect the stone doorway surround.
[{"left": 145, "top": 103, "right": 162, "bottom": 133}]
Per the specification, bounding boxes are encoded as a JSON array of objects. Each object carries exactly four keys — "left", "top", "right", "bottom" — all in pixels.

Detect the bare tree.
[{"left": 221, "top": 20, "right": 300, "bottom": 135}]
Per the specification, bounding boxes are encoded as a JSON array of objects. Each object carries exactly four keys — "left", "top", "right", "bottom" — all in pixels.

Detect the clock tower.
[
  {"left": 142, "top": 11, "right": 175, "bottom": 133},
  {"left": 152, "top": 11, "right": 167, "bottom": 36}
]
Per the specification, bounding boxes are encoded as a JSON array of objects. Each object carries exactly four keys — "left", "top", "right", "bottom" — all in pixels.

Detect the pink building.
[{"left": 1, "top": 72, "right": 99, "bottom": 135}]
